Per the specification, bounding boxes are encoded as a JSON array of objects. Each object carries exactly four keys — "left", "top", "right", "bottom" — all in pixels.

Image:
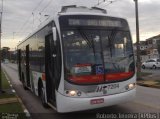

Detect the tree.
[{"left": 1, "top": 47, "right": 10, "bottom": 61}]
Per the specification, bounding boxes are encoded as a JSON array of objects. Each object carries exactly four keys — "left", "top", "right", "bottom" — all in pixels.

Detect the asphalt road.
[{"left": 2, "top": 63, "right": 160, "bottom": 119}]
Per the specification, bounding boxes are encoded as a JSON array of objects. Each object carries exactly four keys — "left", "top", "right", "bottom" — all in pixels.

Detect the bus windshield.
[{"left": 62, "top": 29, "right": 135, "bottom": 84}]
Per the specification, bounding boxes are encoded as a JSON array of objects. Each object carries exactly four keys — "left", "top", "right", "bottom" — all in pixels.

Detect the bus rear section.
[{"left": 55, "top": 14, "right": 136, "bottom": 112}]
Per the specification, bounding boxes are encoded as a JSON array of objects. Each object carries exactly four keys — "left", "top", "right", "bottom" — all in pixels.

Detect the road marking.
[
  {"left": 10, "top": 84, "right": 13, "bottom": 87},
  {"left": 12, "top": 89, "right": 16, "bottom": 93},
  {"left": 24, "top": 109, "right": 31, "bottom": 118}
]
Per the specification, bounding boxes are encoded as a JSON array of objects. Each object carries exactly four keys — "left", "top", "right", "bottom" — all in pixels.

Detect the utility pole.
[
  {"left": 32, "top": 12, "right": 34, "bottom": 32},
  {"left": 13, "top": 32, "right": 15, "bottom": 40},
  {"left": 0, "top": 0, "right": 4, "bottom": 94},
  {"left": 134, "top": 0, "right": 141, "bottom": 79}
]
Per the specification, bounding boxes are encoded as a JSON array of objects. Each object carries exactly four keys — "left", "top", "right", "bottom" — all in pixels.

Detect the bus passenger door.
[
  {"left": 45, "top": 34, "right": 56, "bottom": 106},
  {"left": 26, "top": 45, "right": 31, "bottom": 88},
  {"left": 17, "top": 49, "right": 22, "bottom": 81}
]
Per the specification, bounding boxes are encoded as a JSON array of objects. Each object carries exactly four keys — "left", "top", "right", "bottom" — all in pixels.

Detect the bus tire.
[{"left": 39, "top": 81, "right": 49, "bottom": 108}]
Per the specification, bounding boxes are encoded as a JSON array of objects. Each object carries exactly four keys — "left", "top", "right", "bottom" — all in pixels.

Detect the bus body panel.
[
  {"left": 56, "top": 88, "right": 136, "bottom": 113},
  {"left": 62, "top": 75, "right": 136, "bottom": 98}
]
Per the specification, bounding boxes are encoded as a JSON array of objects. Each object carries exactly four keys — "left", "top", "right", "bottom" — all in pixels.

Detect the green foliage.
[
  {"left": 0, "top": 71, "right": 25, "bottom": 116},
  {"left": 2, "top": 71, "right": 10, "bottom": 89},
  {"left": 0, "top": 103, "right": 23, "bottom": 113},
  {"left": 137, "top": 72, "right": 152, "bottom": 80}
]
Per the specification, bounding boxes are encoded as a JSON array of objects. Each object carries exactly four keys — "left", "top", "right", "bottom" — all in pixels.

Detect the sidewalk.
[
  {"left": 0, "top": 97, "right": 18, "bottom": 104},
  {"left": 137, "top": 72, "right": 160, "bottom": 89}
]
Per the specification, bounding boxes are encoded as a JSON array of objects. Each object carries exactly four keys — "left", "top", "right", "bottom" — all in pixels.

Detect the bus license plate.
[{"left": 90, "top": 98, "right": 104, "bottom": 105}]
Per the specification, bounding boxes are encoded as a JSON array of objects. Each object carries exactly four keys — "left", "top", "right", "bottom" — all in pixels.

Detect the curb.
[
  {"left": 0, "top": 98, "right": 18, "bottom": 104},
  {"left": 137, "top": 82, "right": 160, "bottom": 89},
  {"left": 3, "top": 68, "right": 31, "bottom": 119}
]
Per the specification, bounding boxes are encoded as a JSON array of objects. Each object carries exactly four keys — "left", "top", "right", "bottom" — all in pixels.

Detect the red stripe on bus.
[
  {"left": 69, "top": 75, "right": 103, "bottom": 84},
  {"left": 74, "top": 64, "right": 92, "bottom": 67},
  {"left": 69, "top": 72, "right": 134, "bottom": 84},
  {"left": 105, "top": 72, "right": 134, "bottom": 81}
]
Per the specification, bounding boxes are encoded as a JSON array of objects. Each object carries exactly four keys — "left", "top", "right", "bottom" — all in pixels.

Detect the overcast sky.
[{"left": 1, "top": 0, "right": 160, "bottom": 50}]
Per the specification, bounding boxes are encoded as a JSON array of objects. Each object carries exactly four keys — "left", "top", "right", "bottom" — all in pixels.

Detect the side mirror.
[{"left": 52, "top": 27, "right": 57, "bottom": 42}]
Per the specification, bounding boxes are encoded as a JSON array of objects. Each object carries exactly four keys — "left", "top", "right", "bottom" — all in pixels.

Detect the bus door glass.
[
  {"left": 26, "top": 45, "right": 31, "bottom": 87},
  {"left": 18, "top": 49, "right": 22, "bottom": 81},
  {"left": 45, "top": 34, "right": 56, "bottom": 105}
]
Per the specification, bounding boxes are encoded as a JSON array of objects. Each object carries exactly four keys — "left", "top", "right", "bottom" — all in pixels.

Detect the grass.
[
  {"left": 155, "top": 80, "right": 160, "bottom": 85},
  {"left": 0, "top": 71, "right": 25, "bottom": 117},
  {"left": 0, "top": 71, "right": 16, "bottom": 99},
  {"left": 0, "top": 102, "right": 23, "bottom": 113},
  {"left": 2, "top": 71, "right": 10, "bottom": 89},
  {"left": 137, "top": 72, "right": 152, "bottom": 80},
  {"left": 0, "top": 103, "right": 27, "bottom": 119},
  {"left": 0, "top": 94, "right": 15, "bottom": 99}
]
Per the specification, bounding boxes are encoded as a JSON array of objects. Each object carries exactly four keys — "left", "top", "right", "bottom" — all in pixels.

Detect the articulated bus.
[{"left": 17, "top": 6, "right": 136, "bottom": 113}]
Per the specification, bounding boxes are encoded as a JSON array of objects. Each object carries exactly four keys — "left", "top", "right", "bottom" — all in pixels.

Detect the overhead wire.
[
  {"left": 17, "top": 0, "right": 53, "bottom": 38},
  {"left": 39, "top": 0, "right": 53, "bottom": 13},
  {"left": 15, "top": 0, "right": 45, "bottom": 37},
  {"left": 94, "top": 0, "right": 122, "bottom": 8},
  {"left": 101, "top": 0, "right": 122, "bottom": 8},
  {"left": 94, "top": 0, "right": 107, "bottom": 7},
  {"left": 36, "top": 0, "right": 53, "bottom": 27}
]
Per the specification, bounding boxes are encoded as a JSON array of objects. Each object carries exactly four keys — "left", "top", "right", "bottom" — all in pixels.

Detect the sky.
[{"left": 1, "top": 0, "right": 160, "bottom": 50}]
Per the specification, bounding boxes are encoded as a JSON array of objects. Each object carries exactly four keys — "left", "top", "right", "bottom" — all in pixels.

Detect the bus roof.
[{"left": 17, "top": 6, "right": 127, "bottom": 47}]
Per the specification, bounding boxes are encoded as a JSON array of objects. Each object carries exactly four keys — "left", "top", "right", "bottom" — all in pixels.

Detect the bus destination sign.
[{"left": 68, "top": 19, "right": 122, "bottom": 27}]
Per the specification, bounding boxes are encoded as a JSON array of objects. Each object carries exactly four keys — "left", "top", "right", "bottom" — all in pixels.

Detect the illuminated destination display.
[{"left": 68, "top": 19, "right": 122, "bottom": 27}]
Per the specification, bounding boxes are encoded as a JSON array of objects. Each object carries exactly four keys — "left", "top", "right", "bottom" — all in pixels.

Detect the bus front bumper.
[{"left": 56, "top": 88, "right": 136, "bottom": 113}]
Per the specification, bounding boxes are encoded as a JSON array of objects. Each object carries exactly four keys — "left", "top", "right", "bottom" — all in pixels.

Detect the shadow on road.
[{"left": 31, "top": 105, "right": 130, "bottom": 119}]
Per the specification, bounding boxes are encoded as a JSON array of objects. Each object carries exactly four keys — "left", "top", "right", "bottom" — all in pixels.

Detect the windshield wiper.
[
  {"left": 78, "top": 29, "right": 96, "bottom": 59},
  {"left": 108, "top": 29, "right": 118, "bottom": 58}
]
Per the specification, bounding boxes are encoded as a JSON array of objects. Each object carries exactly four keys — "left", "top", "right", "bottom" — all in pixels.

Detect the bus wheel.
[{"left": 40, "top": 86, "right": 49, "bottom": 108}]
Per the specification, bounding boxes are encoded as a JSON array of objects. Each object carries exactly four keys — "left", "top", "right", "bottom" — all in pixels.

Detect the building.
[
  {"left": 145, "top": 34, "right": 160, "bottom": 59},
  {"left": 134, "top": 34, "right": 160, "bottom": 62}
]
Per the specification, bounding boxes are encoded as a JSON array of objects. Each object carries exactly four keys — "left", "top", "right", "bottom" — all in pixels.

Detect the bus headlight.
[
  {"left": 125, "top": 83, "right": 136, "bottom": 90},
  {"left": 66, "top": 90, "right": 82, "bottom": 97},
  {"left": 69, "top": 90, "right": 77, "bottom": 96}
]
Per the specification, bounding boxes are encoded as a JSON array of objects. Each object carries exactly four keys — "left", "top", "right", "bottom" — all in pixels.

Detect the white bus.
[{"left": 17, "top": 6, "right": 136, "bottom": 113}]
